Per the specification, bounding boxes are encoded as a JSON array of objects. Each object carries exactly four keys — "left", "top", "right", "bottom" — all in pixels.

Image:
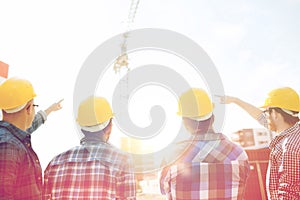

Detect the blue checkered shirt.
[{"left": 0, "top": 112, "right": 46, "bottom": 200}]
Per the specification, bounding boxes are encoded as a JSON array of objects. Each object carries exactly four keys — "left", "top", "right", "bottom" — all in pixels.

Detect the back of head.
[
  {"left": 177, "top": 88, "right": 214, "bottom": 134},
  {"left": 77, "top": 96, "right": 113, "bottom": 132},
  {"left": 0, "top": 77, "right": 36, "bottom": 113}
]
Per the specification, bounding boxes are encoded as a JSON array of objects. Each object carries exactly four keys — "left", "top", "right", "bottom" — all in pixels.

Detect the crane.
[{"left": 113, "top": 0, "right": 140, "bottom": 74}]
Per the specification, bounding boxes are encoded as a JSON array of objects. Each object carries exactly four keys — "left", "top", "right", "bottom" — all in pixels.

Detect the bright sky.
[{"left": 1, "top": 0, "right": 300, "bottom": 171}]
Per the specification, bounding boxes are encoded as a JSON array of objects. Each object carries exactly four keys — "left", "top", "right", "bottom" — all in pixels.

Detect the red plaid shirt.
[
  {"left": 160, "top": 133, "right": 250, "bottom": 200},
  {"left": 43, "top": 141, "right": 136, "bottom": 200},
  {"left": 258, "top": 114, "right": 300, "bottom": 199}
]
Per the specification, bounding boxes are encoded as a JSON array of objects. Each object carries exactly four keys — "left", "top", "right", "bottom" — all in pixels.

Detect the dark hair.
[
  {"left": 271, "top": 108, "right": 299, "bottom": 125},
  {"left": 183, "top": 115, "right": 214, "bottom": 134}
]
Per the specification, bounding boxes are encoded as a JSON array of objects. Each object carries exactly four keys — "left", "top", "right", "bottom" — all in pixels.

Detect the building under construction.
[{"left": 231, "top": 128, "right": 273, "bottom": 200}]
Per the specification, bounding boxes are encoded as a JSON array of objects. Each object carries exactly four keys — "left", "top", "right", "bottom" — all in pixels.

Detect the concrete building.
[
  {"left": 231, "top": 128, "right": 274, "bottom": 199},
  {"left": 231, "top": 128, "right": 274, "bottom": 148}
]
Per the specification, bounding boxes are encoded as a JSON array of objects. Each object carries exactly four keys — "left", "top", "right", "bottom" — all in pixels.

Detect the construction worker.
[
  {"left": 43, "top": 96, "right": 136, "bottom": 200},
  {"left": 219, "top": 87, "right": 300, "bottom": 199},
  {"left": 160, "top": 88, "right": 250, "bottom": 200},
  {"left": 0, "top": 77, "right": 63, "bottom": 200}
]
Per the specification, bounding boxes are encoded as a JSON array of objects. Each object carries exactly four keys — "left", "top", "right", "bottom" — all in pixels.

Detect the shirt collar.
[{"left": 80, "top": 130, "right": 107, "bottom": 145}]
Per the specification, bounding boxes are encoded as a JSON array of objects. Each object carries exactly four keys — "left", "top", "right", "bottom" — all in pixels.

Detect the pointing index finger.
[{"left": 57, "top": 99, "right": 64, "bottom": 104}]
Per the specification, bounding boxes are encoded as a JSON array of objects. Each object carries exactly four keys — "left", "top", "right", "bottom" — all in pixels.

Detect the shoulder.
[
  {"left": 0, "top": 126, "right": 13, "bottom": 142},
  {"left": 216, "top": 133, "right": 249, "bottom": 160},
  {"left": 47, "top": 146, "right": 83, "bottom": 165},
  {"left": 0, "top": 128, "right": 25, "bottom": 160},
  {"left": 102, "top": 142, "right": 131, "bottom": 157},
  {"left": 106, "top": 143, "right": 134, "bottom": 164},
  {"left": 287, "top": 124, "right": 300, "bottom": 140},
  {"left": 218, "top": 133, "right": 242, "bottom": 146},
  {"left": 47, "top": 144, "right": 133, "bottom": 167},
  {"left": 99, "top": 143, "right": 135, "bottom": 170},
  {"left": 287, "top": 126, "right": 300, "bottom": 150},
  {"left": 0, "top": 125, "right": 23, "bottom": 147}
]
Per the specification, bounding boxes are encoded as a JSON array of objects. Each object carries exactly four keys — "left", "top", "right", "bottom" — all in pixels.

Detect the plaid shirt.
[
  {"left": 43, "top": 139, "right": 136, "bottom": 200},
  {"left": 258, "top": 114, "right": 300, "bottom": 199},
  {"left": 0, "top": 112, "right": 45, "bottom": 200},
  {"left": 160, "top": 133, "right": 250, "bottom": 200}
]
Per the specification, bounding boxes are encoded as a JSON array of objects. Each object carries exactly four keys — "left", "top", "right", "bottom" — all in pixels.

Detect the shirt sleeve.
[
  {"left": 257, "top": 113, "right": 269, "bottom": 129},
  {"left": 116, "top": 155, "right": 136, "bottom": 200},
  {"left": 0, "top": 142, "right": 22, "bottom": 200},
  {"left": 27, "top": 110, "right": 47, "bottom": 134}
]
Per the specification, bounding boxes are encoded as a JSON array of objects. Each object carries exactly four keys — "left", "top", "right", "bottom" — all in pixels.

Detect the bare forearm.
[
  {"left": 44, "top": 99, "right": 63, "bottom": 117},
  {"left": 231, "top": 97, "right": 262, "bottom": 120}
]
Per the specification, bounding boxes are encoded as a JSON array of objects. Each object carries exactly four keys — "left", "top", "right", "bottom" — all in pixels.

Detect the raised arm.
[
  {"left": 27, "top": 99, "right": 63, "bottom": 133},
  {"left": 44, "top": 99, "right": 64, "bottom": 116},
  {"left": 218, "top": 95, "right": 263, "bottom": 120}
]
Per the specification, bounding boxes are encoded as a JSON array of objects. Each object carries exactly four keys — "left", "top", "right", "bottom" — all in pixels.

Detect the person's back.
[
  {"left": 44, "top": 142, "right": 135, "bottom": 199},
  {"left": 43, "top": 96, "right": 136, "bottom": 200},
  {"left": 162, "top": 134, "right": 249, "bottom": 200},
  {"left": 160, "top": 88, "right": 250, "bottom": 200}
]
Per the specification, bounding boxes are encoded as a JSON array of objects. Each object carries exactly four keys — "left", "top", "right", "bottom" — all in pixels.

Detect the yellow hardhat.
[
  {"left": 261, "top": 87, "right": 300, "bottom": 112},
  {"left": 177, "top": 88, "right": 213, "bottom": 119},
  {"left": 0, "top": 77, "right": 36, "bottom": 110},
  {"left": 77, "top": 96, "right": 113, "bottom": 127}
]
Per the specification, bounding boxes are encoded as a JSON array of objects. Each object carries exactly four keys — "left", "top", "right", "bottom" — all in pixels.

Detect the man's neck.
[
  {"left": 3, "top": 115, "right": 27, "bottom": 131},
  {"left": 276, "top": 123, "right": 295, "bottom": 133}
]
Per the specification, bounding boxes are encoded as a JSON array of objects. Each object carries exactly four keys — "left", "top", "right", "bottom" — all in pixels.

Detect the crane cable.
[
  {"left": 127, "top": 0, "right": 140, "bottom": 30},
  {"left": 114, "top": 0, "right": 140, "bottom": 73}
]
